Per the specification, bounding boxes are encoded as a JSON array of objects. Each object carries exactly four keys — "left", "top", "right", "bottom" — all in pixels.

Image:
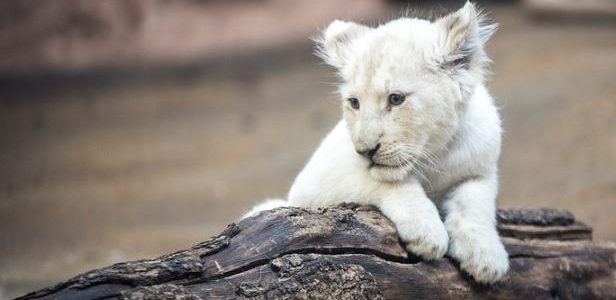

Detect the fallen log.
[{"left": 16, "top": 205, "right": 616, "bottom": 299}]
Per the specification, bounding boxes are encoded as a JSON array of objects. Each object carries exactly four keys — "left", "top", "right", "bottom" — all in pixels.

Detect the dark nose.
[{"left": 356, "top": 143, "right": 381, "bottom": 160}]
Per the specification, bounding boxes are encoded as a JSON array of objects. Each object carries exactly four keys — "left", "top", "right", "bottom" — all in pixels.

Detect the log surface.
[{"left": 16, "top": 206, "right": 616, "bottom": 300}]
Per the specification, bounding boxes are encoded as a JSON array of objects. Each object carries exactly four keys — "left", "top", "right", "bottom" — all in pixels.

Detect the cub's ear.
[
  {"left": 315, "top": 20, "right": 371, "bottom": 68},
  {"left": 435, "top": 1, "right": 497, "bottom": 70}
]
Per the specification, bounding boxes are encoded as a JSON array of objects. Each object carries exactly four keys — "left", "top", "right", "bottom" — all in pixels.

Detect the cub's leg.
[
  {"left": 442, "top": 174, "right": 509, "bottom": 283},
  {"left": 375, "top": 179, "right": 449, "bottom": 260}
]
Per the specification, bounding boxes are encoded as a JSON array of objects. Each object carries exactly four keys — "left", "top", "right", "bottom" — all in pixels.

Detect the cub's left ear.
[
  {"left": 315, "top": 20, "right": 371, "bottom": 68},
  {"left": 435, "top": 1, "right": 497, "bottom": 70}
]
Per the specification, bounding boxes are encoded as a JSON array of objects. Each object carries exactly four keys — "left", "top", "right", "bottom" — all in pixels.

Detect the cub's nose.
[{"left": 356, "top": 143, "right": 381, "bottom": 160}]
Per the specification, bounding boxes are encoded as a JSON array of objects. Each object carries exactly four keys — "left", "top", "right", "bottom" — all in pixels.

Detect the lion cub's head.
[{"left": 317, "top": 2, "right": 496, "bottom": 182}]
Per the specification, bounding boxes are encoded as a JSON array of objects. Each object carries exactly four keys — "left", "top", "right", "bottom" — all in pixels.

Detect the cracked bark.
[{"left": 16, "top": 205, "right": 616, "bottom": 300}]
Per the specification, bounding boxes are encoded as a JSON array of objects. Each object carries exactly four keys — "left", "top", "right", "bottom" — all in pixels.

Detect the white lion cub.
[{"left": 246, "top": 2, "right": 509, "bottom": 283}]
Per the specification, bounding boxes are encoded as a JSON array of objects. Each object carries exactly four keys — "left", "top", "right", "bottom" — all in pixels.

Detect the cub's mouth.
[
  {"left": 369, "top": 161, "right": 411, "bottom": 174},
  {"left": 368, "top": 160, "right": 412, "bottom": 182},
  {"left": 369, "top": 162, "right": 401, "bottom": 169},
  {"left": 369, "top": 159, "right": 410, "bottom": 169}
]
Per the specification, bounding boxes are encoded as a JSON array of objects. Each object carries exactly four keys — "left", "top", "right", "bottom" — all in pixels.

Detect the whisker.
[{"left": 397, "top": 144, "right": 444, "bottom": 176}]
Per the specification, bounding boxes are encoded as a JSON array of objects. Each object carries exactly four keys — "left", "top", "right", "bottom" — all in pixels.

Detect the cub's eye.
[
  {"left": 347, "top": 98, "right": 360, "bottom": 110},
  {"left": 388, "top": 93, "right": 406, "bottom": 106}
]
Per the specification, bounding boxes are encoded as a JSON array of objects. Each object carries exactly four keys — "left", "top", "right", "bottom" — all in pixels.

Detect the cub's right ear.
[{"left": 315, "top": 20, "right": 370, "bottom": 68}]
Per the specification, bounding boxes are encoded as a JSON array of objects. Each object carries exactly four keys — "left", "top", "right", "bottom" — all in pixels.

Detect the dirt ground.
[{"left": 1, "top": 4, "right": 615, "bottom": 299}]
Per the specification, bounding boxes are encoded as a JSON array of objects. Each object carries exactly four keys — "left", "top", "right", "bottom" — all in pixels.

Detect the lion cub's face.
[{"left": 317, "top": 3, "right": 495, "bottom": 182}]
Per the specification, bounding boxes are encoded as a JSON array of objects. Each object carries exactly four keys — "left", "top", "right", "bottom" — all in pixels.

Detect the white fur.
[
  {"left": 246, "top": 2, "right": 508, "bottom": 284},
  {"left": 242, "top": 198, "right": 287, "bottom": 219}
]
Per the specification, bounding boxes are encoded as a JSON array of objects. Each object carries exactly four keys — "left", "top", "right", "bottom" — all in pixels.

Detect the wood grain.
[{"left": 16, "top": 206, "right": 616, "bottom": 299}]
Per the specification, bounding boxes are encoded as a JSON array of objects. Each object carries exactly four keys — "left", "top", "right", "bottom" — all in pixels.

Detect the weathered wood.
[{"left": 16, "top": 206, "right": 616, "bottom": 300}]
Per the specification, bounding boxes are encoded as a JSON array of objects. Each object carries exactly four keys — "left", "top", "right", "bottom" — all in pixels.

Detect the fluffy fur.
[{"left": 245, "top": 2, "right": 508, "bottom": 284}]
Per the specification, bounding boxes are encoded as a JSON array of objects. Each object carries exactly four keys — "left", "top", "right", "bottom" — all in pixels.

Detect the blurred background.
[{"left": 0, "top": 0, "right": 615, "bottom": 298}]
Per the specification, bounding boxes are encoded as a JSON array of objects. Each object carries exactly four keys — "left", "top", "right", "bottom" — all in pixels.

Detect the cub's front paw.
[
  {"left": 397, "top": 220, "right": 449, "bottom": 261},
  {"left": 449, "top": 235, "right": 509, "bottom": 284}
]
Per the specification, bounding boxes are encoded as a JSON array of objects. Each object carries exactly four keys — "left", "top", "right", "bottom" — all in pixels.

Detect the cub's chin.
[{"left": 368, "top": 162, "right": 412, "bottom": 183}]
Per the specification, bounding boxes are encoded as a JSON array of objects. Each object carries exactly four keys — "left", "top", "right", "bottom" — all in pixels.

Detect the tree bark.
[{"left": 16, "top": 205, "right": 616, "bottom": 300}]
